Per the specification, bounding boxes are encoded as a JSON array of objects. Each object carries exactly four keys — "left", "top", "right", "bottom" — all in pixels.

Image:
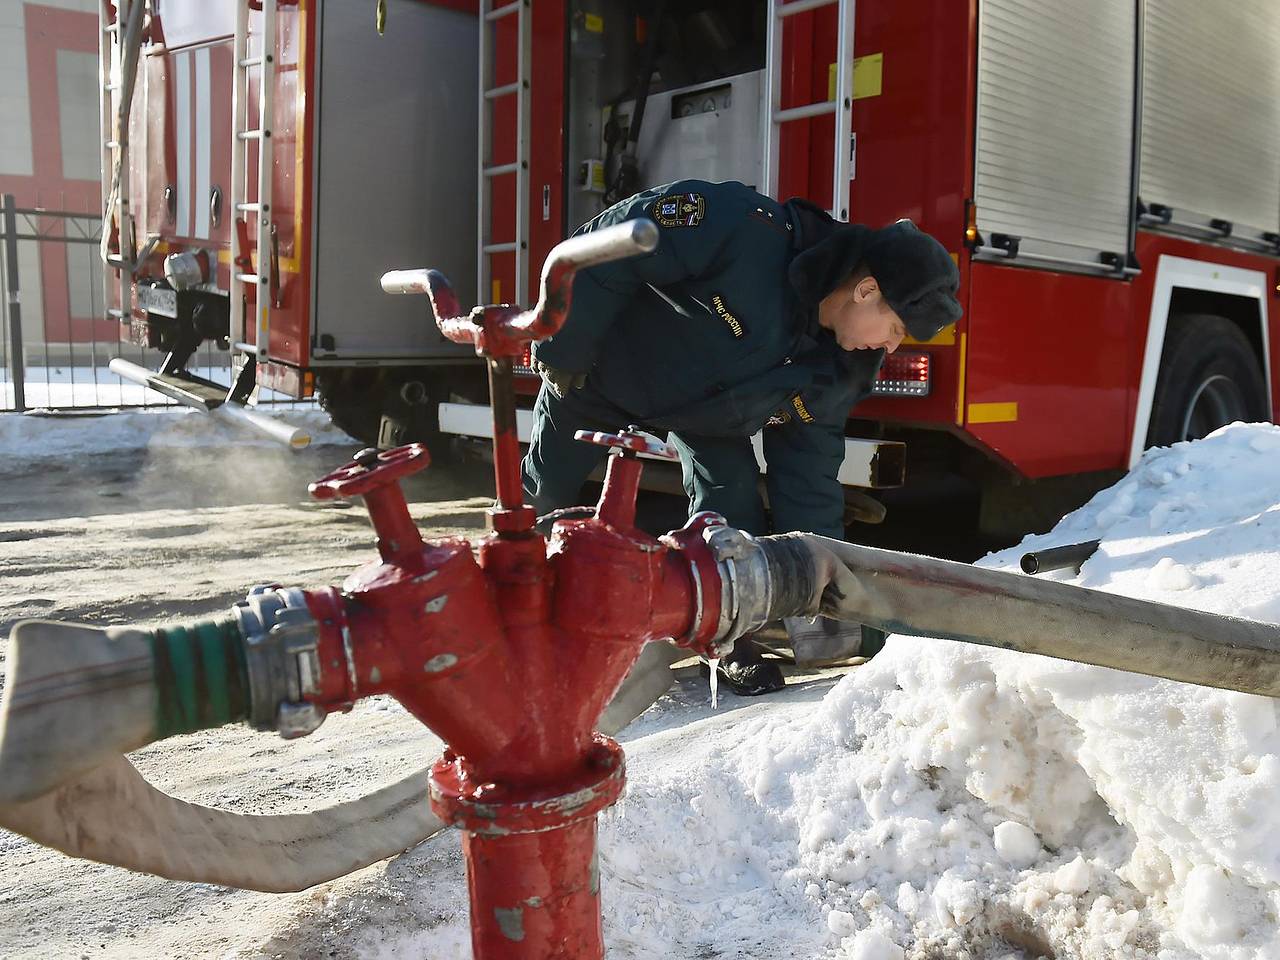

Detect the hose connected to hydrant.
[
  {"left": 1, "top": 220, "right": 775, "bottom": 959},
  {"left": 4, "top": 219, "right": 1280, "bottom": 960}
]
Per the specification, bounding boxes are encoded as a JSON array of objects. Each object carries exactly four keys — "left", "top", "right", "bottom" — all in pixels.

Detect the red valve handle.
[
  {"left": 573, "top": 428, "right": 679, "bottom": 461},
  {"left": 308, "top": 444, "right": 431, "bottom": 500}
]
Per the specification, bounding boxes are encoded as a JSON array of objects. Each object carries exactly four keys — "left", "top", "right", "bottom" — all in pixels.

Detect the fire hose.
[{"left": 4, "top": 219, "right": 1280, "bottom": 958}]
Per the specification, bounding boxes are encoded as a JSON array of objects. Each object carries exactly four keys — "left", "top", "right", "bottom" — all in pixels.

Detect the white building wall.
[
  {"left": 0, "top": 4, "right": 35, "bottom": 177},
  {"left": 0, "top": 0, "right": 101, "bottom": 354}
]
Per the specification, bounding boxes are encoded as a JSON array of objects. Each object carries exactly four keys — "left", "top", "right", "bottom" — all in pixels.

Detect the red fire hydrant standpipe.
[{"left": 298, "top": 218, "right": 745, "bottom": 957}]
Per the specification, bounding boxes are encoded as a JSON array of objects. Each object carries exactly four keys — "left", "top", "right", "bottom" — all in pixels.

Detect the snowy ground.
[{"left": 2, "top": 413, "right": 1280, "bottom": 958}]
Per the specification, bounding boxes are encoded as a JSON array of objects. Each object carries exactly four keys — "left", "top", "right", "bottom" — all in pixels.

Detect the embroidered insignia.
[
  {"left": 791, "top": 394, "right": 815, "bottom": 423},
  {"left": 651, "top": 192, "right": 706, "bottom": 228},
  {"left": 710, "top": 293, "right": 745, "bottom": 339},
  {"left": 765, "top": 409, "right": 792, "bottom": 427}
]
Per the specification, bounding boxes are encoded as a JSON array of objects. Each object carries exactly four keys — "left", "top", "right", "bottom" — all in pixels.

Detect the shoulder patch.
[
  {"left": 765, "top": 409, "right": 792, "bottom": 427},
  {"left": 791, "top": 394, "right": 816, "bottom": 423},
  {"left": 710, "top": 293, "right": 746, "bottom": 339},
  {"left": 651, "top": 192, "right": 706, "bottom": 228}
]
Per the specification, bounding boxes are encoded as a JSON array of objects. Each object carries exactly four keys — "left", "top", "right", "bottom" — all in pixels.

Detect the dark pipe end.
[{"left": 1019, "top": 539, "right": 1102, "bottom": 577}]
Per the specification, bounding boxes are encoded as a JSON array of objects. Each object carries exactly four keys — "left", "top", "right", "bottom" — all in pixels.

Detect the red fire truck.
[{"left": 101, "top": 0, "right": 1279, "bottom": 535}]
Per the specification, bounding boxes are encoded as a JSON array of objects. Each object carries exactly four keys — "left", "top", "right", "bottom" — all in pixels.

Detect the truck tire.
[{"left": 1145, "top": 314, "right": 1268, "bottom": 449}]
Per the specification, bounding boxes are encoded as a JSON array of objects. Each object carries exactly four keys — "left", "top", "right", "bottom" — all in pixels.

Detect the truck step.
[{"left": 140, "top": 371, "right": 229, "bottom": 410}]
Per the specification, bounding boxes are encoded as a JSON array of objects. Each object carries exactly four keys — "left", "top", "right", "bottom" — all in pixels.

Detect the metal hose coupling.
[
  {"left": 701, "top": 526, "right": 774, "bottom": 654},
  {"left": 703, "top": 530, "right": 828, "bottom": 653},
  {"left": 232, "top": 585, "right": 325, "bottom": 738}
]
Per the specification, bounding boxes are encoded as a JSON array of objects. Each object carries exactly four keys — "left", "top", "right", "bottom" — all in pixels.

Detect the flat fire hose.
[
  {"left": 0, "top": 627, "right": 685, "bottom": 893},
  {"left": 759, "top": 534, "right": 1280, "bottom": 697}
]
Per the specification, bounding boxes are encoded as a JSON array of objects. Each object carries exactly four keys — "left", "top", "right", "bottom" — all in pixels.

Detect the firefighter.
[{"left": 523, "top": 179, "right": 962, "bottom": 695}]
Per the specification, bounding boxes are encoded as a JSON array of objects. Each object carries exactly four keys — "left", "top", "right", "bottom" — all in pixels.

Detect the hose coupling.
[
  {"left": 702, "top": 525, "right": 773, "bottom": 654},
  {"left": 232, "top": 585, "right": 325, "bottom": 738}
]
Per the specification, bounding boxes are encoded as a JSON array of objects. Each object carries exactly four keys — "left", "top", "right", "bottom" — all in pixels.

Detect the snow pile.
[
  {"left": 597, "top": 422, "right": 1280, "bottom": 959},
  {"left": 0, "top": 405, "right": 353, "bottom": 458}
]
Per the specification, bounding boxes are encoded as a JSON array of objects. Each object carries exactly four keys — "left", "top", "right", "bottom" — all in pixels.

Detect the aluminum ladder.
[
  {"left": 230, "top": 0, "right": 279, "bottom": 367},
  {"left": 477, "top": 0, "right": 532, "bottom": 306},
  {"left": 763, "top": 0, "right": 856, "bottom": 220},
  {"left": 98, "top": 0, "right": 142, "bottom": 324}
]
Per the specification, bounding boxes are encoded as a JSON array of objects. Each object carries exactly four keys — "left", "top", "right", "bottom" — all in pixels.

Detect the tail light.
[
  {"left": 515, "top": 343, "right": 533, "bottom": 375},
  {"left": 872, "top": 350, "right": 930, "bottom": 397}
]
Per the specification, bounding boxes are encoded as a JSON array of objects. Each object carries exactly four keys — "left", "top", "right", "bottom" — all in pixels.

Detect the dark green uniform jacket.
[{"left": 530, "top": 179, "right": 884, "bottom": 538}]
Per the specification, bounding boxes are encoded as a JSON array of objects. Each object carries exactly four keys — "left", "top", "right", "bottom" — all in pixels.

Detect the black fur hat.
[{"left": 788, "top": 215, "right": 962, "bottom": 341}]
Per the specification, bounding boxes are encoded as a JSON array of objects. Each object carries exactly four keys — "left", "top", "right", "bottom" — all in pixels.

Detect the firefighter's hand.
[{"left": 531, "top": 358, "right": 587, "bottom": 400}]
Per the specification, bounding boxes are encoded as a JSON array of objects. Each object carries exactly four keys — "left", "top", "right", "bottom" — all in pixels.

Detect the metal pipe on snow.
[{"left": 1021, "top": 539, "right": 1102, "bottom": 576}]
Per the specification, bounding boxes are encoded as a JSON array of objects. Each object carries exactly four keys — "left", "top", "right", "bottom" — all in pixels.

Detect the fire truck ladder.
[
  {"left": 477, "top": 0, "right": 532, "bottom": 306},
  {"left": 230, "top": 0, "right": 279, "bottom": 380},
  {"left": 98, "top": 0, "right": 145, "bottom": 323},
  {"left": 763, "top": 0, "right": 856, "bottom": 220}
]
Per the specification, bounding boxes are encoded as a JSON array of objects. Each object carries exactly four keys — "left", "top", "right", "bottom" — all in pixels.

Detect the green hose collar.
[{"left": 149, "top": 617, "right": 250, "bottom": 739}]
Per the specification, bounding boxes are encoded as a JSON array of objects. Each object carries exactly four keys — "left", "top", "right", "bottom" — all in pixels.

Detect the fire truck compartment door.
[
  {"left": 437, "top": 402, "right": 905, "bottom": 489},
  {"left": 311, "top": 0, "right": 478, "bottom": 361},
  {"left": 1140, "top": 0, "right": 1280, "bottom": 240},
  {"left": 973, "top": 1, "right": 1136, "bottom": 269}
]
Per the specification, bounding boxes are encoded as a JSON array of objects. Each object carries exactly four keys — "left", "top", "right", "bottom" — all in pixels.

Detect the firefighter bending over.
[{"left": 523, "top": 179, "right": 962, "bottom": 696}]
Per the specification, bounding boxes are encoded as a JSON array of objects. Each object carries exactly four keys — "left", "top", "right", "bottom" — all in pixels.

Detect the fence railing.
[{"left": 0, "top": 193, "right": 306, "bottom": 414}]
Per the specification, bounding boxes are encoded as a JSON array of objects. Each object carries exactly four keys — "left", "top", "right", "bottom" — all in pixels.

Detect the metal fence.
[{"left": 0, "top": 193, "right": 307, "bottom": 414}]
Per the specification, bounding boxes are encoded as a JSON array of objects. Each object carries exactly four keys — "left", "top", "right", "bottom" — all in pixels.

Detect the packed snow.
[{"left": 0, "top": 403, "right": 350, "bottom": 458}]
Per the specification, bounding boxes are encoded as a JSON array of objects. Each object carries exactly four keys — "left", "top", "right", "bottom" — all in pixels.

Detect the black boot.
[{"left": 712, "top": 638, "right": 785, "bottom": 697}]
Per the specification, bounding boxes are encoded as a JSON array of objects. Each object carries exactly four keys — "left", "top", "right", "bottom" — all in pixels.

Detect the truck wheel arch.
[{"left": 1129, "top": 255, "right": 1273, "bottom": 465}]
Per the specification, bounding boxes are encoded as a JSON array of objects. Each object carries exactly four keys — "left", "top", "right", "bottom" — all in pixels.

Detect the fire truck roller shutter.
[
  {"left": 1140, "top": 0, "right": 1280, "bottom": 244},
  {"left": 972, "top": 0, "right": 1137, "bottom": 269},
  {"left": 1130, "top": 255, "right": 1273, "bottom": 466}
]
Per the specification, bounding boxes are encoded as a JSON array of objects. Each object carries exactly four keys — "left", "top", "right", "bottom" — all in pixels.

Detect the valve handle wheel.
[
  {"left": 573, "top": 427, "right": 678, "bottom": 460},
  {"left": 308, "top": 444, "right": 431, "bottom": 500}
]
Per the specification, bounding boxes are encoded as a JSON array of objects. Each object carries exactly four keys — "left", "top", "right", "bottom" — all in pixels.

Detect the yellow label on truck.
[
  {"left": 968, "top": 402, "right": 1019, "bottom": 425},
  {"left": 828, "top": 53, "right": 884, "bottom": 101}
]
